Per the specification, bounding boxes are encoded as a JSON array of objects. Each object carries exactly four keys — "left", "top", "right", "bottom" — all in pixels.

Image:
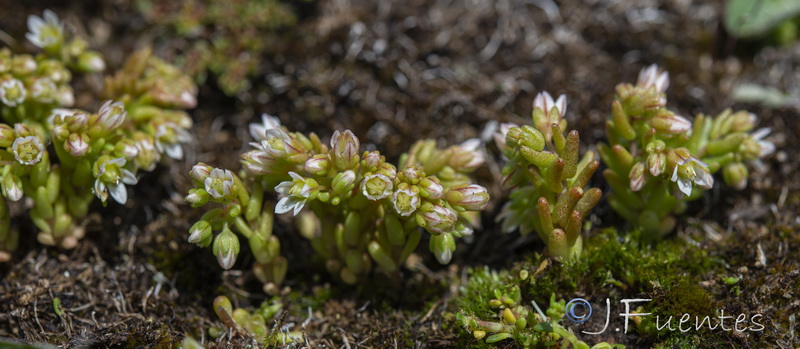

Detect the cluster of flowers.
[
  {"left": 493, "top": 92, "right": 602, "bottom": 259},
  {"left": 186, "top": 114, "right": 490, "bottom": 288},
  {"left": 456, "top": 270, "right": 618, "bottom": 348},
  {"left": 0, "top": 11, "right": 196, "bottom": 261},
  {"left": 598, "top": 65, "right": 775, "bottom": 236},
  {"left": 26, "top": 9, "right": 105, "bottom": 74}
]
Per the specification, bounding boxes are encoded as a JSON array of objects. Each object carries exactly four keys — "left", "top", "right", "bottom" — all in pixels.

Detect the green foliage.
[
  {"left": 452, "top": 228, "right": 723, "bottom": 348},
  {"left": 493, "top": 92, "right": 601, "bottom": 260},
  {"left": 186, "top": 115, "right": 490, "bottom": 287},
  {"left": 599, "top": 65, "right": 774, "bottom": 237},
  {"left": 0, "top": 11, "right": 196, "bottom": 261},
  {"left": 725, "top": 0, "right": 800, "bottom": 40},
  {"left": 135, "top": 0, "right": 299, "bottom": 95}
]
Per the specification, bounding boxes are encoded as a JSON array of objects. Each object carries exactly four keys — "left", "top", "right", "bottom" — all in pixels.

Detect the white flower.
[
  {"left": 361, "top": 173, "right": 393, "bottom": 200},
  {"left": 12, "top": 136, "right": 44, "bottom": 165},
  {"left": 26, "top": 10, "right": 63, "bottom": 49},
  {"left": 0, "top": 79, "right": 26, "bottom": 107},
  {"left": 204, "top": 168, "right": 235, "bottom": 200},
  {"left": 249, "top": 113, "right": 286, "bottom": 142},
  {"left": 533, "top": 91, "right": 567, "bottom": 118},
  {"left": 30, "top": 78, "right": 56, "bottom": 103},
  {"left": 155, "top": 123, "right": 191, "bottom": 160},
  {"left": 391, "top": 187, "right": 421, "bottom": 217},
  {"left": 274, "top": 172, "right": 311, "bottom": 216},
  {"left": 751, "top": 128, "right": 775, "bottom": 157},
  {"left": 492, "top": 122, "right": 518, "bottom": 150},
  {"left": 637, "top": 64, "right": 669, "bottom": 93},
  {"left": 94, "top": 158, "right": 138, "bottom": 204},
  {"left": 670, "top": 155, "right": 713, "bottom": 197}
]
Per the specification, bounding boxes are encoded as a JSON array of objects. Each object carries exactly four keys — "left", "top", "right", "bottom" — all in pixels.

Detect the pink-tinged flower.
[
  {"left": 670, "top": 151, "right": 713, "bottom": 197},
  {"left": 94, "top": 158, "right": 138, "bottom": 204},
  {"left": 0, "top": 124, "right": 14, "bottom": 148},
  {"left": 637, "top": 64, "right": 669, "bottom": 93},
  {"left": 331, "top": 130, "right": 360, "bottom": 170},
  {"left": 26, "top": 10, "right": 63, "bottom": 49},
  {"left": 391, "top": 187, "right": 421, "bottom": 217},
  {"left": 66, "top": 133, "right": 89, "bottom": 157},
  {"left": 204, "top": 168, "right": 235, "bottom": 200},
  {"left": 418, "top": 177, "right": 444, "bottom": 199},
  {"left": 249, "top": 113, "right": 285, "bottom": 142},
  {"left": 304, "top": 155, "right": 330, "bottom": 174},
  {"left": 420, "top": 205, "right": 457, "bottom": 234},
  {"left": 213, "top": 228, "right": 239, "bottom": 270},
  {"left": 361, "top": 173, "right": 393, "bottom": 200},
  {"left": 29, "top": 78, "right": 56, "bottom": 103},
  {"left": 450, "top": 138, "right": 485, "bottom": 172},
  {"left": 12, "top": 136, "right": 44, "bottom": 165},
  {"left": 155, "top": 122, "right": 191, "bottom": 160},
  {"left": 0, "top": 79, "right": 26, "bottom": 107},
  {"left": 274, "top": 172, "right": 312, "bottom": 216},
  {"left": 190, "top": 163, "right": 212, "bottom": 182},
  {"left": 647, "top": 152, "right": 666, "bottom": 177},
  {"left": 187, "top": 220, "right": 212, "bottom": 245},
  {"left": 533, "top": 91, "right": 567, "bottom": 118},
  {"left": 446, "top": 184, "right": 490, "bottom": 211},
  {"left": 96, "top": 100, "right": 127, "bottom": 132}
]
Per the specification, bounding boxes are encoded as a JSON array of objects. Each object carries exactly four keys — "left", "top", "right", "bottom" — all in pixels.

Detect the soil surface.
[{"left": 1, "top": 0, "right": 798, "bottom": 348}]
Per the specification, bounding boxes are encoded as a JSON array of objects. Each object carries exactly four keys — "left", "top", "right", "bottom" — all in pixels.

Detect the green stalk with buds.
[
  {"left": 187, "top": 114, "right": 490, "bottom": 287},
  {"left": 599, "top": 65, "right": 774, "bottom": 236},
  {"left": 0, "top": 10, "right": 197, "bottom": 261},
  {"left": 494, "top": 92, "right": 601, "bottom": 259}
]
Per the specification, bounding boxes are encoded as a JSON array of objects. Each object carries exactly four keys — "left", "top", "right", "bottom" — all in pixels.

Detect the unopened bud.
[
  {"left": 429, "top": 232, "right": 456, "bottom": 264},
  {"left": 722, "top": 162, "right": 748, "bottom": 190},
  {"left": 651, "top": 114, "right": 691, "bottom": 134},
  {"left": 65, "top": 133, "right": 90, "bottom": 157},
  {"left": 213, "top": 227, "right": 240, "bottom": 270},
  {"left": 629, "top": 162, "right": 646, "bottom": 191},
  {"left": 188, "top": 220, "right": 213, "bottom": 246},
  {"left": 330, "top": 130, "right": 360, "bottom": 170},
  {"left": 185, "top": 188, "right": 210, "bottom": 207},
  {"left": 332, "top": 170, "right": 357, "bottom": 195},
  {"left": 304, "top": 155, "right": 330, "bottom": 175},
  {"left": 2, "top": 174, "right": 24, "bottom": 201},
  {"left": 0, "top": 124, "right": 15, "bottom": 147},
  {"left": 419, "top": 205, "right": 457, "bottom": 234},
  {"left": 77, "top": 51, "right": 105, "bottom": 73},
  {"left": 446, "top": 184, "right": 490, "bottom": 211},
  {"left": 418, "top": 177, "right": 444, "bottom": 199}
]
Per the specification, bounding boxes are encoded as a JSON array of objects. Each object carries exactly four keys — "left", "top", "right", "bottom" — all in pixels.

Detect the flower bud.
[
  {"left": 647, "top": 152, "right": 666, "bottom": 176},
  {"left": 418, "top": 177, "right": 444, "bottom": 199},
  {"left": 65, "top": 112, "right": 88, "bottom": 133},
  {"left": 56, "top": 85, "right": 74, "bottom": 107},
  {"left": 361, "top": 173, "right": 393, "bottom": 200},
  {"left": 188, "top": 220, "right": 213, "bottom": 246},
  {"left": 304, "top": 155, "right": 330, "bottom": 175},
  {"left": 361, "top": 151, "right": 383, "bottom": 171},
  {"left": 65, "top": 133, "right": 90, "bottom": 157},
  {"left": 0, "top": 124, "right": 15, "bottom": 147},
  {"left": 77, "top": 51, "right": 106, "bottom": 73},
  {"left": 190, "top": 162, "right": 213, "bottom": 183},
  {"left": 11, "top": 55, "right": 37, "bottom": 75},
  {"left": 185, "top": 188, "right": 210, "bottom": 207},
  {"left": 419, "top": 205, "right": 457, "bottom": 234},
  {"left": 401, "top": 166, "right": 425, "bottom": 184},
  {"left": 332, "top": 170, "right": 357, "bottom": 195},
  {"left": 450, "top": 139, "right": 485, "bottom": 172},
  {"left": 115, "top": 139, "right": 139, "bottom": 159},
  {"left": 12, "top": 136, "right": 45, "bottom": 165},
  {"left": 391, "top": 187, "right": 421, "bottom": 217},
  {"left": 493, "top": 122, "right": 518, "bottom": 150},
  {"left": 629, "top": 162, "right": 646, "bottom": 192},
  {"left": 213, "top": 227, "right": 240, "bottom": 270},
  {"left": 95, "top": 100, "right": 126, "bottom": 132},
  {"left": 429, "top": 232, "right": 456, "bottom": 264},
  {"left": 446, "top": 184, "right": 490, "bottom": 211},
  {"left": 2, "top": 174, "right": 24, "bottom": 201},
  {"left": 651, "top": 114, "right": 691, "bottom": 134},
  {"left": 330, "top": 130, "right": 360, "bottom": 170},
  {"left": 0, "top": 78, "right": 26, "bottom": 107},
  {"left": 722, "top": 162, "right": 749, "bottom": 190},
  {"left": 728, "top": 111, "right": 756, "bottom": 133}
]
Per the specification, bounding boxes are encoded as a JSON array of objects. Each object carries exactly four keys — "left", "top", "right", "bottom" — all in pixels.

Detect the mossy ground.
[{"left": 1, "top": 0, "right": 799, "bottom": 348}]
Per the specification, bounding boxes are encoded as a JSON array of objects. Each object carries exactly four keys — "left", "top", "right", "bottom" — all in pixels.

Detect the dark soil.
[{"left": 1, "top": 0, "right": 798, "bottom": 348}]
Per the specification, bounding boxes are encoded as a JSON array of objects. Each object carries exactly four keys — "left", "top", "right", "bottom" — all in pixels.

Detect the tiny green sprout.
[
  {"left": 599, "top": 65, "right": 775, "bottom": 237},
  {"left": 723, "top": 276, "right": 741, "bottom": 285},
  {"left": 494, "top": 92, "right": 601, "bottom": 260},
  {"left": 189, "top": 114, "right": 490, "bottom": 286},
  {"left": 52, "top": 297, "right": 63, "bottom": 316}
]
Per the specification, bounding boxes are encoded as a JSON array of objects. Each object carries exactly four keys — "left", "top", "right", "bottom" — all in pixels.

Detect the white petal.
[
  {"left": 555, "top": 94, "right": 567, "bottom": 116},
  {"left": 292, "top": 199, "right": 306, "bottom": 216},
  {"left": 249, "top": 123, "right": 267, "bottom": 141},
  {"left": 94, "top": 180, "right": 107, "bottom": 201},
  {"left": 121, "top": 170, "right": 138, "bottom": 185},
  {"left": 460, "top": 138, "right": 481, "bottom": 151},
  {"left": 275, "top": 196, "right": 296, "bottom": 214},
  {"left": 437, "top": 248, "right": 453, "bottom": 264},
  {"left": 165, "top": 143, "right": 183, "bottom": 159},
  {"left": 677, "top": 178, "right": 692, "bottom": 196},
  {"left": 109, "top": 158, "right": 126, "bottom": 167},
  {"left": 109, "top": 182, "right": 127, "bottom": 204},
  {"left": 288, "top": 171, "right": 303, "bottom": 181},
  {"left": 274, "top": 181, "right": 293, "bottom": 195},
  {"left": 218, "top": 246, "right": 237, "bottom": 270},
  {"left": 758, "top": 140, "right": 775, "bottom": 157},
  {"left": 670, "top": 166, "right": 679, "bottom": 182}
]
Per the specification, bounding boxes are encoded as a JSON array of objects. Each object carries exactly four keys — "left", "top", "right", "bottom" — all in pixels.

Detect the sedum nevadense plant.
[
  {"left": 0, "top": 10, "right": 196, "bottom": 261},
  {"left": 599, "top": 64, "right": 775, "bottom": 236},
  {"left": 186, "top": 114, "right": 490, "bottom": 288},
  {"left": 494, "top": 92, "right": 601, "bottom": 260}
]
